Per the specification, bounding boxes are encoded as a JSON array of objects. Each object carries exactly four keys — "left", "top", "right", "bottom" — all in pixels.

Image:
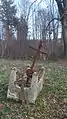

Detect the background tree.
[
  {"left": 16, "top": 15, "right": 28, "bottom": 58},
  {"left": 55, "top": 0, "right": 67, "bottom": 56},
  {"left": 0, "top": 0, "right": 17, "bottom": 57}
]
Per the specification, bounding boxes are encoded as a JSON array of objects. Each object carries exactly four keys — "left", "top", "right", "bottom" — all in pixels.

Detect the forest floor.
[{"left": 0, "top": 59, "right": 67, "bottom": 119}]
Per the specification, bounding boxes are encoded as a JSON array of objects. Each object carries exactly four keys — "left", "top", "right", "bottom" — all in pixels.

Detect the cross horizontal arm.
[{"left": 29, "top": 45, "right": 48, "bottom": 55}]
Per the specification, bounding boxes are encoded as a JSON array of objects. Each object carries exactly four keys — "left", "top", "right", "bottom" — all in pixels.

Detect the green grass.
[{"left": 0, "top": 59, "right": 67, "bottom": 119}]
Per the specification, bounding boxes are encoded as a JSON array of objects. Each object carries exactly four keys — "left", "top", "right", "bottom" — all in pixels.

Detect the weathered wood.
[
  {"left": 7, "top": 66, "right": 45, "bottom": 104},
  {"left": 24, "top": 67, "right": 45, "bottom": 103},
  {"left": 7, "top": 67, "right": 20, "bottom": 101},
  {"left": 29, "top": 45, "right": 48, "bottom": 59},
  {"left": 29, "top": 45, "right": 48, "bottom": 55},
  {"left": 26, "top": 40, "right": 44, "bottom": 85}
]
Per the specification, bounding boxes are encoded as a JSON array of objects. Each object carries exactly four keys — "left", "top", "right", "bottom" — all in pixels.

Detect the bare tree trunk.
[
  {"left": 55, "top": 0, "right": 67, "bottom": 56},
  {"left": 4, "top": 24, "right": 13, "bottom": 58},
  {"left": 62, "top": 19, "right": 67, "bottom": 56}
]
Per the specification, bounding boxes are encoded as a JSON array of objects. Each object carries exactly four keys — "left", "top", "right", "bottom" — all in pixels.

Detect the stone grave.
[{"left": 7, "top": 40, "right": 46, "bottom": 104}]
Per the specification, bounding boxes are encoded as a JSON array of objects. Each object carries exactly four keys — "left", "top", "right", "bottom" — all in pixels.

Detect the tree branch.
[
  {"left": 55, "top": 0, "right": 64, "bottom": 16},
  {"left": 27, "top": 0, "right": 37, "bottom": 22},
  {"left": 45, "top": 18, "right": 60, "bottom": 31}
]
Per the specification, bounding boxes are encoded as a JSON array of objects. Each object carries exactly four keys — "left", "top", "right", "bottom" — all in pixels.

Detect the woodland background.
[{"left": 0, "top": 0, "right": 66, "bottom": 59}]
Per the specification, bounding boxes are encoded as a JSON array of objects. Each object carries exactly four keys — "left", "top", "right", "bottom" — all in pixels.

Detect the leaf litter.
[{"left": 0, "top": 59, "right": 67, "bottom": 119}]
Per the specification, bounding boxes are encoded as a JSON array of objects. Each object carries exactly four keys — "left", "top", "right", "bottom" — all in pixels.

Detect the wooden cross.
[
  {"left": 26, "top": 40, "right": 48, "bottom": 86},
  {"left": 29, "top": 45, "right": 48, "bottom": 59}
]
